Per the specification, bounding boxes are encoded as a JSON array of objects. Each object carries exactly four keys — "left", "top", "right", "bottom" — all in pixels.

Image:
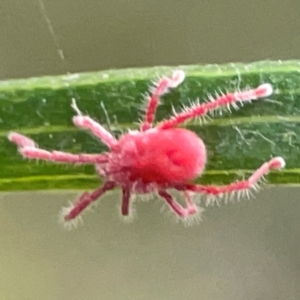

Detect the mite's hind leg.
[
  {"left": 174, "top": 157, "right": 285, "bottom": 206},
  {"left": 158, "top": 83, "right": 273, "bottom": 130}
]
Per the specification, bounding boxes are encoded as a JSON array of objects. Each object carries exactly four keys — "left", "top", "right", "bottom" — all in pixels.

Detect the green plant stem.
[{"left": 0, "top": 60, "right": 299, "bottom": 191}]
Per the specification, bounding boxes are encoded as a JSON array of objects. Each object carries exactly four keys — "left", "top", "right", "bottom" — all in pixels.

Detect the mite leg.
[
  {"left": 173, "top": 157, "right": 285, "bottom": 205},
  {"left": 8, "top": 132, "right": 108, "bottom": 164},
  {"left": 62, "top": 181, "right": 116, "bottom": 223},
  {"left": 140, "top": 70, "right": 185, "bottom": 131},
  {"left": 158, "top": 189, "right": 198, "bottom": 218},
  {"left": 121, "top": 187, "right": 131, "bottom": 216},
  {"left": 157, "top": 83, "right": 273, "bottom": 130},
  {"left": 71, "top": 99, "right": 119, "bottom": 149}
]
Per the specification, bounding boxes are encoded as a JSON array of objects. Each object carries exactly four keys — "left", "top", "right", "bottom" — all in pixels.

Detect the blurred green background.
[{"left": 0, "top": 1, "right": 300, "bottom": 299}]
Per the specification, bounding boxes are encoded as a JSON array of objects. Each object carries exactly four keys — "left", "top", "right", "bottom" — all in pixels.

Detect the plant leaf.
[{"left": 1, "top": 60, "right": 299, "bottom": 191}]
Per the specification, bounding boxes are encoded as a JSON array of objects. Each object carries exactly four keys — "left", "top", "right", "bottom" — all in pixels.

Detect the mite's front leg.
[
  {"left": 61, "top": 181, "right": 116, "bottom": 229},
  {"left": 71, "top": 99, "right": 119, "bottom": 149},
  {"left": 8, "top": 132, "right": 108, "bottom": 164},
  {"left": 120, "top": 187, "right": 131, "bottom": 216}
]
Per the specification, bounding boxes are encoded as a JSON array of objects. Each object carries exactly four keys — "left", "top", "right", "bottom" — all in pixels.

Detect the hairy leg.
[
  {"left": 121, "top": 187, "right": 131, "bottom": 216},
  {"left": 158, "top": 189, "right": 197, "bottom": 218},
  {"left": 8, "top": 132, "right": 108, "bottom": 164},
  {"left": 173, "top": 157, "right": 285, "bottom": 204},
  {"left": 71, "top": 99, "right": 119, "bottom": 149},
  {"left": 140, "top": 70, "right": 185, "bottom": 131},
  {"left": 157, "top": 82, "right": 273, "bottom": 130},
  {"left": 62, "top": 181, "right": 117, "bottom": 223}
]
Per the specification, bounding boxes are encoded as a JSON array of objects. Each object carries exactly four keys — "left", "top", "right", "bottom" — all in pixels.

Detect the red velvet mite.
[{"left": 8, "top": 70, "right": 285, "bottom": 228}]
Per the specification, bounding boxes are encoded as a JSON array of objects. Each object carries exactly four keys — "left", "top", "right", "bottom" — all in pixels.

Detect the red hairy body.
[
  {"left": 8, "top": 69, "right": 285, "bottom": 228},
  {"left": 107, "top": 128, "right": 206, "bottom": 186}
]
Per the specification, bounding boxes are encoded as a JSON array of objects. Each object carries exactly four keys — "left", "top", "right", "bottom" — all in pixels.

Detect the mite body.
[
  {"left": 8, "top": 70, "right": 285, "bottom": 228},
  {"left": 105, "top": 128, "right": 206, "bottom": 186}
]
